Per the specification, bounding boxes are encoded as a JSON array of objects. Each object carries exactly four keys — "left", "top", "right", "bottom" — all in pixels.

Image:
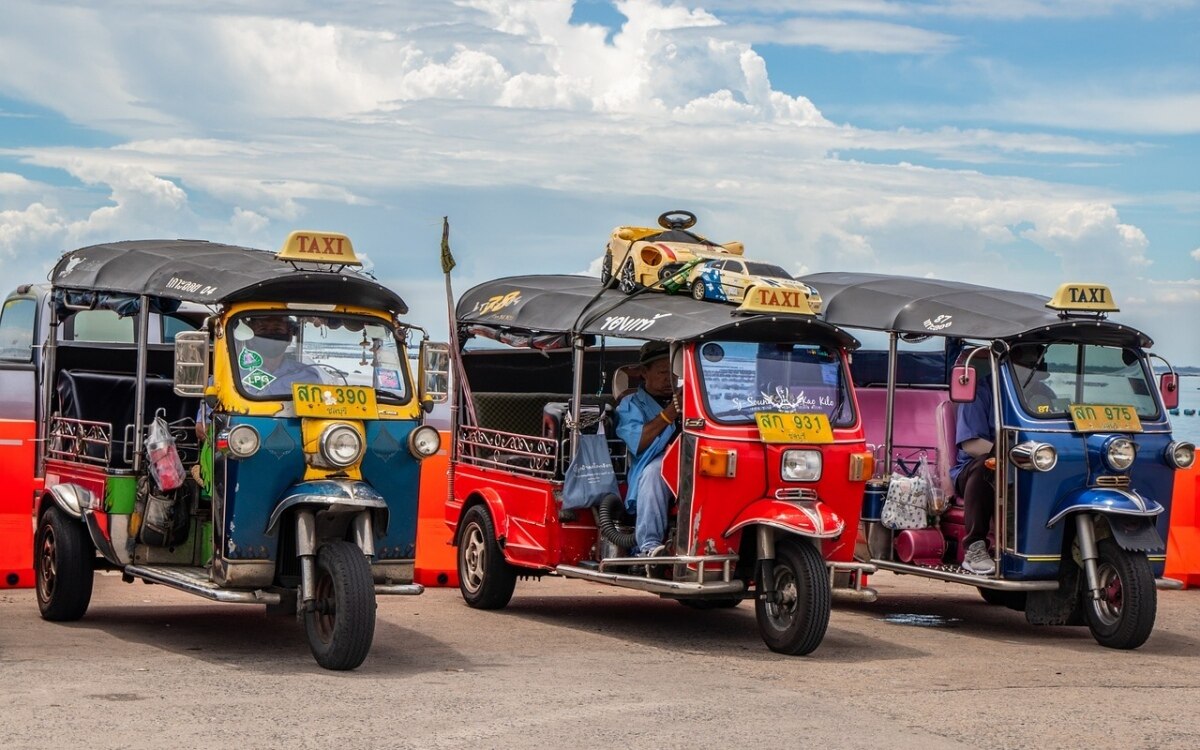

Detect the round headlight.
[
  {"left": 227, "top": 424, "right": 260, "bottom": 458},
  {"left": 408, "top": 425, "right": 442, "bottom": 459},
  {"left": 1166, "top": 441, "right": 1195, "bottom": 470},
  {"left": 1010, "top": 441, "right": 1057, "bottom": 472},
  {"left": 320, "top": 424, "right": 364, "bottom": 468},
  {"left": 1032, "top": 444, "right": 1058, "bottom": 472},
  {"left": 1104, "top": 437, "right": 1136, "bottom": 472},
  {"left": 782, "top": 449, "right": 822, "bottom": 482}
]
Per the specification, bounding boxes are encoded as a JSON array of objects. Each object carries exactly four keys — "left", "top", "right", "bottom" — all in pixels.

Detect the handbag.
[
  {"left": 562, "top": 425, "right": 620, "bottom": 510},
  {"left": 881, "top": 459, "right": 932, "bottom": 530}
]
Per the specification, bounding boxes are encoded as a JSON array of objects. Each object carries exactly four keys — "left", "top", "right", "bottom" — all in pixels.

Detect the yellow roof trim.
[
  {"left": 1046, "top": 283, "right": 1118, "bottom": 313},
  {"left": 278, "top": 230, "right": 361, "bottom": 266}
]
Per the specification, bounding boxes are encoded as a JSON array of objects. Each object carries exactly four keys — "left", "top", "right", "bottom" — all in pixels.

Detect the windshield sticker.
[
  {"left": 242, "top": 369, "right": 277, "bottom": 391},
  {"left": 923, "top": 314, "right": 953, "bottom": 331},
  {"left": 732, "top": 388, "right": 834, "bottom": 412},
  {"left": 239, "top": 349, "right": 264, "bottom": 369},
  {"left": 376, "top": 368, "right": 400, "bottom": 389},
  {"left": 598, "top": 312, "right": 672, "bottom": 333}
]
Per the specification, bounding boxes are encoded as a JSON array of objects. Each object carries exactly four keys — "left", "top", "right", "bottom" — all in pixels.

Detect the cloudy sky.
[{"left": 1, "top": 0, "right": 1197, "bottom": 363}]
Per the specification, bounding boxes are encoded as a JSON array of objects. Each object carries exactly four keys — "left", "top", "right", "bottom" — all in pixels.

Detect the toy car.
[
  {"left": 601, "top": 210, "right": 744, "bottom": 294},
  {"left": 687, "top": 258, "right": 822, "bottom": 313}
]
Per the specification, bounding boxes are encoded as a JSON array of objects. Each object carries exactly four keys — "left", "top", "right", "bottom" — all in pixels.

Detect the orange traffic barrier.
[
  {"left": 0, "top": 420, "right": 38, "bottom": 589},
  {"left": 1164, "top": 463, "right": 1200, "bottom": 589},
  {"left": 413, "top": 432, "right": 458, "bottom": 587}
]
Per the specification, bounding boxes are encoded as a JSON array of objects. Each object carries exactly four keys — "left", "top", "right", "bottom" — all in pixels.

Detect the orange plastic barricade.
[
  {"left": 413, "top": 431, "right": 458, "bottom": 587},
  {"left": 0, "top": 420, "right": 38, "bottom": 589},
  {"left": 1164, "top": 463, "right": 1200, "bottom": 589}
]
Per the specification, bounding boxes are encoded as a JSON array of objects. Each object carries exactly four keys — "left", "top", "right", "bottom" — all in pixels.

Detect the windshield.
[
  {"left": 1010, "top": 342, "right": 1158, "bottom": 419},
  {"left": 696, "top": 341, "right": 854, "bottom": 426},
  {"left": 229, "top": 311, "right": 410, "bottom": 403},
  {"left": 744, "top": 262, "right": 792, "bottom": 279}
]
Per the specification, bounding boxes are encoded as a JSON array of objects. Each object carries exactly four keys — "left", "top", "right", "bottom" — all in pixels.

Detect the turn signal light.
[
  {"left": 848, "top": 452, "right": 874, "bottom": 482},
  {"left": 699, "top": 447, "right": 737, "bottom": 477}
]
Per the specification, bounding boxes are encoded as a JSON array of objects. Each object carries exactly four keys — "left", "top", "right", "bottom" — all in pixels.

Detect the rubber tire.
[
  {"left": 600, "top": 252, "right": 613, "bottom": 285},
  {"left": 457, "top": 505, "right": 517, "bottom": 610},
  {"left": 618, "top": 257, "right": 639, "bottom": 295},
  {"left": 691, "top": 280, "right": 707, "bottom": 301},
  {"left": 680, "top": 598, "right": 741, "bottom": 610},
  {"left": 754, "top": 539, "right": 831, "bottom": 655},
  {"left": 1083, "top": 538, "right": 1156, "bottom": 650},
  {"left": 977, "top": 587, "right": 1028, "bottom": 611},
  {"left": 303, "top": 541, "right": 376, "bottom": 671},
  {"left": 35, "top": 504, "right": 94, "bottom": 621}
]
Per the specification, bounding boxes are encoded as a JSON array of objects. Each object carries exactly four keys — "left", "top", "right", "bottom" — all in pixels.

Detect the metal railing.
[
  {"left": 48, "top": 417, "right": 112, "bottom": 466},
  {"left": 457, "top": 425, "right": 559, "bottom": 479}
]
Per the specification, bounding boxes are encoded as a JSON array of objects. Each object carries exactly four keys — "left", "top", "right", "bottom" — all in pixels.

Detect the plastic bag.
[
  {"left": 881, "top": 458, "right": 933, "bottom": 530},
  {"left": 562, "top": 425, "right": 620, "bottom": 510},
  {"left": 145, "top": 416, "right": 185, "bottom": 491}
]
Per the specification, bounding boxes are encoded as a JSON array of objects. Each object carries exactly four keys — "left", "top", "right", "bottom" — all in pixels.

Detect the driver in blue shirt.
[
  {"left": 615, "top": 341, "right": 680, "bottom": 557},
  {"left": 234, "top": 316, "right": 323, "bottom": 398}
]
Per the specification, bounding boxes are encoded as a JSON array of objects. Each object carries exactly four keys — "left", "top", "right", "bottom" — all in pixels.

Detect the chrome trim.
[
  {"left": 1095, "top": 475, "right": 1131, "bottom": 488},
  {"left": 124, "top": 564, "right": 282, "bottom": 604},
  {"left": 132, "top": 295, "right": 150, "bottom": 472},
  {"left": 407, "top": 424, "right": 441, "bottom": 460},
  {"left": 556, "top": 563, "right": 745, "bottom": 595},
  {"left": 375, "top": 583, "right": 424, "bottom": 595},
  {"left": 48, "top": 483, "right": 96, "bottom": 518},
  {"left": 870, "top": 559, "right": 1060, "bottom": 590},
  {"left": 1009, "top": 440, "right": 1058, "bottom": 472},
  {"left": 457, "top": 425, "right": 558, "bottom": 479},
  {"left": 318, "top": 423, "right": 364, "bottom": 468},
  {"left": 47, "top": 418, "right": 112, "bottom": 466},
  {"left": 774, "top": 487, "right": 819, "bottom": 501},
  {"left": 1045, "top": 490, "right": 1163, "bottom": 527},
  {"left": 226, "top": 424, "right": 260, "bottom": 459},
  {"left": 1157, "top": 578, "right": 1183, "bottom": 591},
  {"left": 1165, "top": 441, "right": 1196, "bottom": 470},
  {"left": 724, "top": 516, "right": 844, "bottom": 540}
]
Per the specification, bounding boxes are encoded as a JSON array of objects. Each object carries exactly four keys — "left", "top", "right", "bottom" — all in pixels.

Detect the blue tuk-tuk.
[{"left": 804, "top": 272, "right": 1194, "bottom": 649}]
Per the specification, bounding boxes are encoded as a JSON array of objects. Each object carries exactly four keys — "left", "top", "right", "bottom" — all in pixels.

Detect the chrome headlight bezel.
[
  {"left": 1165, "top": 441, "right": 1196, "bottom": 470},
  {"left": 1103, "top": 436, "right": 1137, "bottom": 472},
  {"left": 1009, "top": 441, "right": 1058, "bottom": 472},
  {"left": 226, "top": 424, "right": 260, "bottom": 459},
  {"left": 781, "top": 449, "right": 822, "bottom": 482},
  {"left": 319, "top": 423, "right": 364, "bottom": 469},
  {"left": 408, "top": 425, "right": 442, "bottom": 460}
]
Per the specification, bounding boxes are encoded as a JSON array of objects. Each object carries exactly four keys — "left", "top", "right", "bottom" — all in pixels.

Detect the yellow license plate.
[
  {"left": 292, "top": 383, "right": 379, "bottom": 419},
  {"left": 1068, "top": 403, "right": 1142, "bottom": 433},
  {"left": 755, "top": 412, "right": 834, "bottom": 444}
]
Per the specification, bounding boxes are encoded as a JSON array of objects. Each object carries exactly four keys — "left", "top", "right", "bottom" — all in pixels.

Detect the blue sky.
[{"left": 1, "top": 0, "right": 1197, "bottom": 363}]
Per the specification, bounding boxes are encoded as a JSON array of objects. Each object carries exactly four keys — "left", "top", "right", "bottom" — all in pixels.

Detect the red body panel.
[
  {"left": 0, "top": 419, "right": 38, "bottom": 588},
  {"left": 724, "top": 498, "right": 844, "bottom": 539}
]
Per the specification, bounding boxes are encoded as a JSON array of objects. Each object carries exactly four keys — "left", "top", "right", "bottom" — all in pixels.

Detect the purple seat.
[{"left": 857, "top": 388, "right": 950, "bottom": 485}]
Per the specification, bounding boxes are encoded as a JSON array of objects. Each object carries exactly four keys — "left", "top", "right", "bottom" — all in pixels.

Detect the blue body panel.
[{"left": 360, "top": 420, "right": 420, "bottom": 561}]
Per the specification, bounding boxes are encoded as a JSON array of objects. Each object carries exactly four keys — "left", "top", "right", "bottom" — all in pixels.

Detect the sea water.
[{"left": 1169, "top": 378, "right": 1200, "bottom": 444}]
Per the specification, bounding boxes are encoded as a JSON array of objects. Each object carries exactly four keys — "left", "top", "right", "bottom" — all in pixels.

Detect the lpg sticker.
[
  {"left": 242, "top": 369, "right": 277, "bottom": 391},
  {"left": 239, "top": 349, "right": 264, "bottom": 369},
  {"left": 923, "top": 314, "right": 953, "bottom": 331}
]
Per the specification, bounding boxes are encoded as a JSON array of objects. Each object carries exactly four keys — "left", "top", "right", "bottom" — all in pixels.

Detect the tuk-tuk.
[
  {"left": 444, "top": 274, "right": 874, "bottom": 655},
  {"left": 803, "top": 272, "right": 1195, "bottom": 649},
  {"left": 18, "top": 232, "right": 442, "bottom": 670}
]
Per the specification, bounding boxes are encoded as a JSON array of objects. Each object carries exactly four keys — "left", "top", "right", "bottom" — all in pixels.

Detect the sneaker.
[{"left": 962, "top": 540, "right": 996, "bottom": 575}]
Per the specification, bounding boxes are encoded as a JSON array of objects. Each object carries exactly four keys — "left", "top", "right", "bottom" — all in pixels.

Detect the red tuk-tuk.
[{"left": 443, "top": 274, "right": 874, "bottom": 654}]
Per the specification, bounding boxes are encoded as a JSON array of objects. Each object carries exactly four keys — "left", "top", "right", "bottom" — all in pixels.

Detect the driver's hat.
[{"left": 638, "top": 340, "right": 669, "bottom": 366}]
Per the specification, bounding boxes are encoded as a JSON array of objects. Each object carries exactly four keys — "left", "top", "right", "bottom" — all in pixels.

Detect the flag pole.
[{"left": 441, "top": 218, "right": 474, "bottom": 496}]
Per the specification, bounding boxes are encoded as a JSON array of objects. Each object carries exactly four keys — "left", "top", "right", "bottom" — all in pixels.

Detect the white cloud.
[{"left": 1192, "top": 247, "right": 1200, "bottom": 262}]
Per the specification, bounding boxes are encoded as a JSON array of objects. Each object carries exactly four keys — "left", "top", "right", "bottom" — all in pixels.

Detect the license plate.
[
  {"left": 754, "top": 412, "right": 834, "bottom": 444},
  {"left": 1068, "top": 403, "right": 1142, "bottom": 433},
  {"left": 292, "top": 383, "right": 379, "bottom": 419}
]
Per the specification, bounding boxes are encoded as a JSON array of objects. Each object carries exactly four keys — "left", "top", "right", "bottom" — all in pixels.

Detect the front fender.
[
  {"left": 265, "top": 480, "right": 389, "bottom": 535},
  {"left": 1046, "top": 487, "right": 1164, "bottom": 528},
  {"left": 724, "top": 498, "right": 844, "bottom": 540},
  {"left": 47, "top": 484, "right": 97, "bottom": 519},
  {"left": 451, "top": 488, "right": 509, "bottom": 546}
]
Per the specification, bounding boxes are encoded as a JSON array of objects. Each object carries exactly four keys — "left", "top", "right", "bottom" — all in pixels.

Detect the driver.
[
  {"left": 234, "top": 315, "right": 323, "bottom": 398},
  {"left": 615, "top": 341, "right": 681, "bottom": 558}
]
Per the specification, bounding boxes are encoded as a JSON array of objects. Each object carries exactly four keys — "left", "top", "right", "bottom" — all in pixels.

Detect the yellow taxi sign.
[
  {"left": 1046, "top": 283, "right": 1118, "bottom": 313},
  {"left": 278, "top": 230, "right": 361, "bottom": 266},
  {"left": 755, "top": 412, "right": 834, "bottom": 444},
  {"left": 292, "top": 383, "right": 378, "bottom": 419},
  {"left": 736, "top": 285, "right": 819, "bottom": 316},
  {"left": 1068, "top": 403, "right": 1142, "bottom": 433}
]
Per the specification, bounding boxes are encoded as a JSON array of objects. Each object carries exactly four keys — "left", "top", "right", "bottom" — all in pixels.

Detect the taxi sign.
[
  {"left": 278, "top": 230, "right": 362, "bottom": 266},
  {"left": 292, "top": 383, "right": 378, "bottom": 419},
  {"left": 1068, "top": 403, "right": 1142, "bottom": 433},
  {"left": 736, "top": 285, "right": 818, "bottom": 316},
  {"left": 755, "top": 412, "right": 834, "bottom": 444},
  {"left": 1046, "top": 283, "right": 1118, "bottom": 313}
]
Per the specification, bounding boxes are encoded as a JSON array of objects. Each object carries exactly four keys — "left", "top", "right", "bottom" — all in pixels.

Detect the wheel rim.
[
  {"left": 1090, "top": 562, "right": 1123, "bottom": 627},
  {"left": 619, "top": 260, "right": 636, "bottom": 292},
  {"left": 38, "top": 525, "right": 57, "bottom": 601},
  {"left": 766, "top": 565, "right": 800, "bottom": 632},
  {"left": 461, "top": 522, "right": 487, "bottom": 594},
  {"left": 312, "top": 570, "right": 336, "bottom": 644},
  {"left": 691, "top": 282, "right": 705, "bottom": 300},
  {"left": 601, "top": 254, "right": 612, "bottom": 283}
]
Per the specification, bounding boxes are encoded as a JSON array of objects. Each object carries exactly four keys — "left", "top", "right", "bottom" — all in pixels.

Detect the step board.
[{"left": 124, "top": 564, "right": 282, "bottom": 605}]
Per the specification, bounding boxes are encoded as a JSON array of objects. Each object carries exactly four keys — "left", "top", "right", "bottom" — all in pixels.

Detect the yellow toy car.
[{"left": 601, "top": 211, "right": 745, "bottom": 294}]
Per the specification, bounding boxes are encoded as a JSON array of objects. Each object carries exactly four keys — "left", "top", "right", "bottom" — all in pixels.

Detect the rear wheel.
[
  {"left": 458, "top": 505, "right": 517, "bottom": 609},
  {"left": 754, "top": 539, "right": 830, "bottom": 655},
  {"left": 303, "top": 541, "right": 376, "bottom": 670},
  {"left": 1083, "top": 538, "right": 1156, "bottom": 650},
  {"left": 35, "top": 504, "right": 94, "bottom": 621},
  {"left": 600, "top": 252, "right": 613, "bottom": 285}
]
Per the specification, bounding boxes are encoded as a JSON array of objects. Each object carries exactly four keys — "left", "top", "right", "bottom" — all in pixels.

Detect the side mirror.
[
  {"left": 950, "top": 365, "right": 977, "bottom": 403},
  {"left": 1160, "top": 372, "right": 1180, "bottom": 410},
  {"left": 173, "top": 330, "right": 210, "bottom": 397},
  {"left": 419, "top": 340, "right": 450, "bottom": 404},
  {"left": 421, "top": 397, "right": 435, "bottom": 414}
]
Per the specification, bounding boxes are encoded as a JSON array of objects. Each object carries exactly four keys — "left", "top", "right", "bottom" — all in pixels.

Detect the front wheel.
[
  {"left": 1083, "top": 538, "right": 1156, "bottom": 650},
  {"left": 755, "top": 539, "right": 830, "bottom": 655},
  {"left": 691, "top": 279, "right": 707, "bottom": 301},
  {"left": 600, "top": 252, "right": 613, "bottom": 285},
  {"left": 303, "top": 541, "right": 376, "bottom": 670},
  {"left": 617, "top": 257, "right": 639, "bottom": 295},
  {"left": 458, "top": 505, "right": 517, "bottom": 609},
  {"left": 36, "top": 504, "right": 94, "bottom": 621}
]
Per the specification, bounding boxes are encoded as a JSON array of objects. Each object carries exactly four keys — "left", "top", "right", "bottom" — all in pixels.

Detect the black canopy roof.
[
  {"left": 802, "top": 272, "right": 1151, "bottom": 348},
  {"left": 49, "top": 240, "right": 408, "bottom": 314},
  {"left": 457, "top": 274, "right": 859, "bottom": 349}
]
